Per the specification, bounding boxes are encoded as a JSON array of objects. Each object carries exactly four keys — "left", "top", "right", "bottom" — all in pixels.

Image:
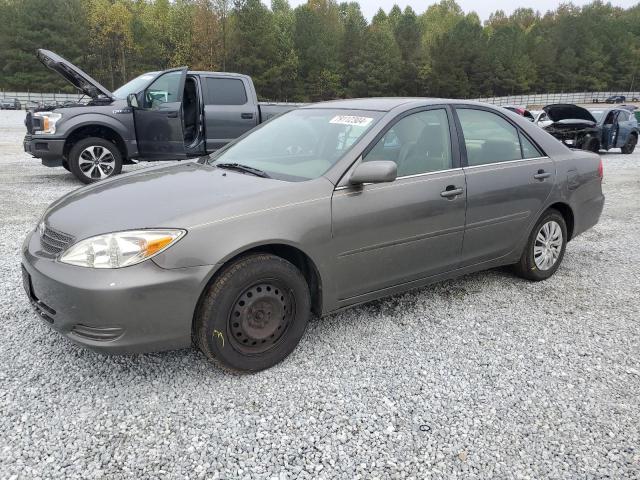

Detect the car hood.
[
  {"left": 37, "top": 49, "right": 114, "bottom": 101},
  {"left": 43, "top": 162, "right": 304, "bottom": 240},
  {"left": 543, "top": 104, "right": 596, "bottom": 124}
]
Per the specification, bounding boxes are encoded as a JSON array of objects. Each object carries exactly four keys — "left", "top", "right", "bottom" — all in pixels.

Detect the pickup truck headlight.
[
  {"left": 59, "top": 229, "right": 185, "bottom": 268},
  {"left": 33, "top": 112, "right": 62, "bottom": 134}
]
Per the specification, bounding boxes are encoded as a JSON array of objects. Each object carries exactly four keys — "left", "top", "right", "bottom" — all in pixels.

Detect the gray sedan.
[{"left": 22, "top": 98, "right": 605, "bottom": 372}]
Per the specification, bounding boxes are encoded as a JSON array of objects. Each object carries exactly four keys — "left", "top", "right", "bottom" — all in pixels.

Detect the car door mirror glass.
[
  {"left": 349, "top": 161, "right": 397, "bottom": 185},
  {"left": 127, "top": 93, "right": 138, "bottom": 108}
]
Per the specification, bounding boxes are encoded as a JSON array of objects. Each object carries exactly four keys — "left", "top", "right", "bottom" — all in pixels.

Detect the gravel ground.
[{"left": 1, "top": 109, "right": 639, "bottom": 479}]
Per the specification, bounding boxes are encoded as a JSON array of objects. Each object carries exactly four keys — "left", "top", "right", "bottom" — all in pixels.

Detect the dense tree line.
[{"left": 1, "top": 0, "right": 639, "bottom": 101}]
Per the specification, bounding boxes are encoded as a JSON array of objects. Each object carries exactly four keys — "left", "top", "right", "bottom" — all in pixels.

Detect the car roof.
[{"left": 300, "top": 97, "right": 496, "bottom": 112}]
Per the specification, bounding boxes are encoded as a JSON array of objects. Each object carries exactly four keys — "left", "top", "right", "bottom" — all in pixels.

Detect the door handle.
[
  {"left": 241, "top": 112, "right": 254, "bottom": 119},
  {"left": 167, "top": 112, "right": 179, "bottom": 118},
  {"left": 440, "top": 186, "right": 464, "bottom": 198},
  {"left": 534, "top": 169, "right": 552, "bottom": 180}
]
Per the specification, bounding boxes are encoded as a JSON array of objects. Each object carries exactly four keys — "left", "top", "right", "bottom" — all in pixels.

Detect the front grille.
[{"left": 40, "top": 226, "right": 74, "bottom": 255}]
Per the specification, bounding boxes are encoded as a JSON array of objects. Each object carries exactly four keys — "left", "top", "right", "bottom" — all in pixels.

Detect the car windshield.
[
  {"left": 113, "top": 72, "right": 159, "bottom": 99},
  {"left": 590, "top": 110, "right": 604, "bottom": 122},
  {"left": 208, "top": 108, "right": 383, "bottom": 181}
]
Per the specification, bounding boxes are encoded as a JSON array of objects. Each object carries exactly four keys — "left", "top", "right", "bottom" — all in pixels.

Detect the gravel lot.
[{"left": 1, "top": 109, "right": 639, "bottom": 479}]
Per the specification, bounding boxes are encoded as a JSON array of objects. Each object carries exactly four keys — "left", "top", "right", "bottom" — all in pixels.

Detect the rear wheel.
[
  {"left": 68, "top": 137, "right": 122, "bottom": 184},
  {"left": 513, "top": 209, "right": 567, "bottom": 281},
  {"left": 621, "top": 133, "right": 637, "bottom": 154},
  {"left": 195, "top": 254, "right": 311, "bottom": 373}
]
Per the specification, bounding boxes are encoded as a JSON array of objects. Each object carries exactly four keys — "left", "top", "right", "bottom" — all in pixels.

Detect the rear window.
[{"left": 204, "top": 78, "right": 248, "bottom": 106}]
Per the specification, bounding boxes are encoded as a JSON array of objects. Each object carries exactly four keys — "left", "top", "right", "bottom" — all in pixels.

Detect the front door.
[
  {"left": 133, "top": 67, "right": 188, "bottom": 160},
  {"left": 202, "top": 76, "right": 259, "bottom": 150},
  {"left": 331, "top": 107, "right": 466, "bottom": 301},
  {"left": 601, "top": 110, "right": 620, "bottom": 150},
  {"left": 454, "top": 106, "right": 555, "bottom": 266},
  {"left": 614, "top": 110, "right": 633, "bottom": 148}
]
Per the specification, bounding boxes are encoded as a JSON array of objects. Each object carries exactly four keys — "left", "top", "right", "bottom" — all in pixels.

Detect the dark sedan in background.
[{"left": 22, "top": 98, "right": 604, "bottom": 372}]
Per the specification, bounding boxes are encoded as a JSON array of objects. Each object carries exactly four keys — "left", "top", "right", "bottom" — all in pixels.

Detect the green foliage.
[{"left": 1, "top": 0, "right": 639, "bottom": 100}]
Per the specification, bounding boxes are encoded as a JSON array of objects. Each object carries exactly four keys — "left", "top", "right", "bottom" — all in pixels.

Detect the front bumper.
[
  {"left": 23, "top": 134, "right": 66, "bottom": 167},
  {"left": 21, "top": 230, "right": 214, "bottom": 354}
]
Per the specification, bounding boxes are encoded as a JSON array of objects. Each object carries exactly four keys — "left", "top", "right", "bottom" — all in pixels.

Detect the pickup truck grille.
[{"left": 40, "top": 226, "right": 74, "bottom": 255}]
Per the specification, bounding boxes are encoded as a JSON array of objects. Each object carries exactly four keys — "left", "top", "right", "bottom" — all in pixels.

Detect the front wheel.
[
  {"left": 195, "top": 254, "right": 311, "bottom": 373},
  {"left": 68, "top": 137, "right": 122, "bottom": 184},
  {"left": 621, "top": 134, "right": 637, "bottom": 154},
  {"left": 513, "top": 209, "right": 567, "bottom": 281}
]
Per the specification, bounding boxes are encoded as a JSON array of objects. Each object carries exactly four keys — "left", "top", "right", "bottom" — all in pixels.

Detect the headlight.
[
  {"left": 33, "top": 112, "right": 62, "bottom": 134},
  {"left": 59, "top": 229, "right": 185, "bottom": 269}
]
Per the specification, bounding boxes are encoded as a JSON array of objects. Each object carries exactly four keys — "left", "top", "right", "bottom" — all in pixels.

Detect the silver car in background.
[{"left": 22, "top": 98, "right": 605, "bottom": 372}]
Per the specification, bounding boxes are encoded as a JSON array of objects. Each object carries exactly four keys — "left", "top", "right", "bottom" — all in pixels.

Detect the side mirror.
[
  {"left": 127, "top": 93, "right": 139, "bottom": 108},
  {"left": 349, "top": 160, "right": 397, "bottom": 185}
]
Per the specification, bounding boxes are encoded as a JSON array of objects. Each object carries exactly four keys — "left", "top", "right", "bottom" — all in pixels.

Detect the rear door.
[
  {"left": 133, "top": 67, "right": 187, "bottom": 160},
  {"left": 331, "top": 107, "right": 466, "bottom": 301},
  {"left": 202, "top": 76, "right": 259, "bottom": 150},
  {"left": 454, "top": 106, "right": 555, "bottom": 266}
]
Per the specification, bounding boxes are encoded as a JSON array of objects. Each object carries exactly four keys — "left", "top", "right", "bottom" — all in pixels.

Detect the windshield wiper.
[{"left": 216, "top": 163, "right": 271, "bottom": 178}]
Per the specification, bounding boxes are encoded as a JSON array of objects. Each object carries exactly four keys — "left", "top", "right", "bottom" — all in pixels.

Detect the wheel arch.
[
  {"left": 547, "top": 202, "right": 575, "bottom": 241},
  {"left": 192, "top": 242, "right": 324, "bottom": 339},
  {"left": 63, "top": 124, "right": 128, "bottom": 161}
]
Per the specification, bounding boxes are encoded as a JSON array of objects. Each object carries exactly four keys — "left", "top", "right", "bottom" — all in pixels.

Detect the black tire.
[
  {"left": 583, "top": 136, "right": 600, "bottom": 153},
  {"left": 195, "top": 253, "right": 311, "bottom": 373},
  {"left": 68, "top": 137, "right": 122, "bottom": 184},
  {"left": 62, "top": 160, "right": 70, "bottom": 172},
  {"left": 621, "top": 133, "right": 637, "bottom": 155},
  {"left": 513, "top": 209, "right": 568, "bottom": 281}
]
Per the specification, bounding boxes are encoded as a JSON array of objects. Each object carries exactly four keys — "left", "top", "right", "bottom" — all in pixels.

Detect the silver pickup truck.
[{"left": 24, "top": 50, "right": 304, "bottom": 183}]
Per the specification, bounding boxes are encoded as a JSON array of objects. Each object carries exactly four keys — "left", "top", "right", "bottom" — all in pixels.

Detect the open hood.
[
  {"left": 543, "top": 104, "right": 596, "bottom": 124},
  {"left": 37, "top": 49, "right": 114, "bottom": 101}
]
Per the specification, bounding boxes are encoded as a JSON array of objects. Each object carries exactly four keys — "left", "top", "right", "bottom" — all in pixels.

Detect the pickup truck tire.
[
  {"left": 68, "top": 137, "right": 122, "bottom": 184},
  {"left": 513, "top": 209, "right": 567, "bottom": 282},
  {"left": 621, "top": 133, "right": 637, "bottom": 154},
  {"left": 62, "top": 161, "right": 70, "bottom": 172},
  {"left": 195, "top": 253, "right": 311, "bottom": 373}
]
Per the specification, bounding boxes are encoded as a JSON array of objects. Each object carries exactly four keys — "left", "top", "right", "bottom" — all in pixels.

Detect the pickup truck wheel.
[
  {"left": 62, "top": 161, "right": 70, "bottom": 172},
  {"left": 621, "top": 133, "right": 637, "bottom": 154},
  {"left": 195, "top": 253, "right": 311, "bottom": 373},
  {"left": 513, "top": 209, "right": 567, "bottom": 281},
  {"left": 68, "top": 137, "right": 122, "bottom": 184}
]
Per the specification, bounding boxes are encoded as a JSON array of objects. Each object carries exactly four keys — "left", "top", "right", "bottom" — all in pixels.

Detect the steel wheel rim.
[
  {"left": 78, "top": 146, "right": 115, "bottom": 180},
  {"left": 534, "top": 220, "right": 563, "bottom": 271},
  {"left": 228, "top": 280, "right": 295, "bottom": 354}
]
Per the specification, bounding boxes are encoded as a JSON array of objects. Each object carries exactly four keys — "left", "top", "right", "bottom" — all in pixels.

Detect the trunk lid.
[{"left": 36, "top": 49, "right": 114, "bottom": 101}]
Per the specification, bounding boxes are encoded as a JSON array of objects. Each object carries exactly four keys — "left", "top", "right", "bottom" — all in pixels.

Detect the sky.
[{"left": 288, "top": 0, "right": 638, "bottom": 22}]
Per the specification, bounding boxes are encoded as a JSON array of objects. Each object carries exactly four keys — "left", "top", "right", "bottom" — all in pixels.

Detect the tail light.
[{"left": 598, "top": 158, "right": 603, "bottom": 180}]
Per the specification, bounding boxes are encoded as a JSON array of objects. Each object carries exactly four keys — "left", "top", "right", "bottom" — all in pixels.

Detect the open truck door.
[{"left": 130, "top": 67, "right": 188, "bottom": 160}]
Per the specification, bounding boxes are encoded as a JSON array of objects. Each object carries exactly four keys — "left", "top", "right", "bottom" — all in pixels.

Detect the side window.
[
  {"left": 363, "top": 109, "right": 452, "bottom": 177},
  {"left": 457, "top": 108, "right": 523, "bottom": 166},
  {"left": 205, "top": 78, "right": 247, "bottom": 105},
  {"left": 520, "top": 134, "right": 543, "bottom": 159},
  {"left": 143, "top": 71, "right": 183, "bottom": 109},
  {"left": 618, "top": 111, "right": 629, "bottom": 122}
]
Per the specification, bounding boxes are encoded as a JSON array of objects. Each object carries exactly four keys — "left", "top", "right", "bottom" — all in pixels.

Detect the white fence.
[
  {"left": 3, "top": 90, "right": 640, "bottom": 110},
  {"left": 474, "top": 91, "right": 640, "bottom": 107},
  {"left": 0, "top": 91, "right": 84, "bottom": 109}
]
